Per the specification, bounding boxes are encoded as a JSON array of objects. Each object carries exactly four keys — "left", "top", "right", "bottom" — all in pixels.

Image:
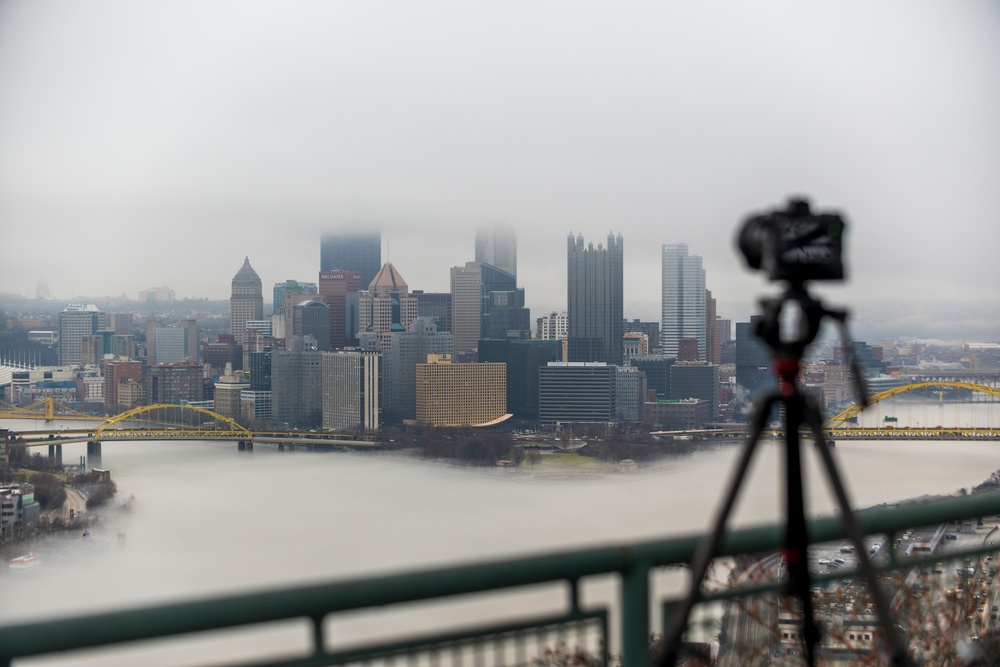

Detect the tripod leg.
[
  {"left": 784, "top": 395, "right": 821, "bottom": 666},
  {"left": 803, "top": 395, "right": 912, "bottom": 666},
  {"left": 658, "top": 394, "right": 780, "bottom": 667}
]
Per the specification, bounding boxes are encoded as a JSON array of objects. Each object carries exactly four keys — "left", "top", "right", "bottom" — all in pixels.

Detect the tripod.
[{"left": 658, "top": 283, "right": 912, "bottom": 667}]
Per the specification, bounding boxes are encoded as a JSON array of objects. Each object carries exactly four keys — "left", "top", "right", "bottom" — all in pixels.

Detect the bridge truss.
[
  {"left": 0, "top": 397, "right": 96, "bottom": 421},
  {"left": 824, "top": 381, "right": 1000, "bottom": 432},
  {"left": 92, "top": 404, "right": 252, "bottom": 443}
]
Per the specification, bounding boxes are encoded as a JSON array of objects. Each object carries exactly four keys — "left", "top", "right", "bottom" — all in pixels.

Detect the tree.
[
  {"left": 510, "top": 445, "right": 525, "bottom": 467},
  {"left": 526, "top": 451, "right": 542, "bottom": 467}
]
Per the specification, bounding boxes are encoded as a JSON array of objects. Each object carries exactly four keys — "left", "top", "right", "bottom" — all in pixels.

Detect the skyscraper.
[
  {"left": 567, "top": 232, "right": 623, "bottom": 365},
  {"left": 705, "top": 289, "right": 720, "bottom": 365},
  {"left": 478, "top": 336, "right": 561, "bottom": 421},
  {"left": 387, "top": 317, "right": 455, "bottom": 421},
  {"left": 661, "top": 244, "right": 706, "bottom": 360},
  {"left": 475, "top": 223, "right": 517, "bottom": 277},
  {"left": 58, "top": 304, "right": 101, "bottom": 366},
  {"left": 230, "top": 257, "right": 263, "bottom": 346},
  {"left": 322, "top": 350, "right": 382, "bottom": 432},
  {"left": 450, "top": 261, "right": 528, "bottom": 357},
  {"left": 358, "top": 263, "right": 418, "bottom": 351},
  {"left": 271, "top": 347, "right": 323, "bottom": 428},
  {"left": 273, "top": 280, "right": 317, "bottom": 317},
  {"left": 320, "top": 231, "right": 382, "bottom": 289},
  {"left": 293, "top": 301, "right": 331, "bottom": 352},
  {"left": 318, "top": 270, "right": 363, "bottom": 348}
]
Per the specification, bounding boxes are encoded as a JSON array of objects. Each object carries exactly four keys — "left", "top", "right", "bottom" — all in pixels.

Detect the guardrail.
[{"left": 3, "top": 492, "right": 1000, "bottom": 666}]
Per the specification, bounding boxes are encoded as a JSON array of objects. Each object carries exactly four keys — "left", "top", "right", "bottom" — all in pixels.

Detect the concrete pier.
[
  {"left": 86, "top": 441, "right": 102, "bottom": 469},
  {"left": 48, "top": 444, "right": 63, "bottom": 466}
]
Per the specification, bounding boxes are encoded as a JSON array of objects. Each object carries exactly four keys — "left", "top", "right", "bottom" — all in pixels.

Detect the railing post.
[{"left": 621, "top": 559, "right": 650, "bottom": 667}]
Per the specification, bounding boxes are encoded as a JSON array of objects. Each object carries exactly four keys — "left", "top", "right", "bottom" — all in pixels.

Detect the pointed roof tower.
[{"left": 368, "top": 262, "right": 408, "bottom": 295}]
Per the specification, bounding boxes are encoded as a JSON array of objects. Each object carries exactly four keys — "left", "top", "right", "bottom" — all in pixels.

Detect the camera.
[{"left": 737, "top": 197, "right": 846, "bottom": 284}]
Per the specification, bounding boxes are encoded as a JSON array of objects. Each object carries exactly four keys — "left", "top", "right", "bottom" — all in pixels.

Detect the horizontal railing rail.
[{"left": 3, "top": 491, "right": 1000, "bottom": 666}]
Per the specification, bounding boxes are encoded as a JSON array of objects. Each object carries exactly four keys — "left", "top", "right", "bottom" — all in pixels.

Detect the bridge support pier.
[
  {"left": 238, "top": 440, "right": 253, "bottom": 453},
  {"left": 86, "top": 441, "right": 102, "bottom": 469},
  {"left": 278, "top": 444, "right": 285, "bottom": 452},
  {"left": 47, "top": 444, "right": 63, "bottom": 467}
]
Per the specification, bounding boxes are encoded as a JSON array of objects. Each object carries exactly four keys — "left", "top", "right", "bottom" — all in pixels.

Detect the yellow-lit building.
[{"left": 415, "top": 355, "right": 508, "bottom": 427}]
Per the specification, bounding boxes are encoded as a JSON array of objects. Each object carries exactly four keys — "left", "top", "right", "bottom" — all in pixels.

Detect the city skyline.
[{"left": 0, "top": 3, "right": 997, "bottom": 342}]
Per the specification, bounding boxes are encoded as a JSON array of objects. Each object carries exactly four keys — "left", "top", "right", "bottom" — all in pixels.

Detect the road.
[{"left": 62, "top": 487, "right": 87, "bottom": 519}]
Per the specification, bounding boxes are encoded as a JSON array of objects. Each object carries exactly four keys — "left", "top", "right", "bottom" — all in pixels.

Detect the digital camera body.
[{"left": 737, "top": 198, "right": 846, "bottom": 284}]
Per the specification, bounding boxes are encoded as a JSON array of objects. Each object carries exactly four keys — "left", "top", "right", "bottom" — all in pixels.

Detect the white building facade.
[{"left": 661, "top": 244, "right": 706, "bottom": 360}]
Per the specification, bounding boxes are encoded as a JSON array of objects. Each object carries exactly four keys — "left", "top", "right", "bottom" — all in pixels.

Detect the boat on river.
[{"left": 8, "top": 552, "right": 41, "bottom": 571}]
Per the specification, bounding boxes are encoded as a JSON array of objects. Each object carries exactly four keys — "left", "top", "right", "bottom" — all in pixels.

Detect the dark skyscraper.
[
  {"left": 567, "top": 232, "right": 623, "bottom": 365},
  {"left": 320, "top": 232, "right": 382, "bottom": 289},
  {"left": 478, "top": 336, "right": 561, "bottom": 421},
  {"left": 735, "top": 316, "right": 775, "bottom": 409}
]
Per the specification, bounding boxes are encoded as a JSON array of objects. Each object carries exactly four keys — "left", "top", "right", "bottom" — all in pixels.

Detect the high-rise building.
[
  {"left": 717, "top": 318, "right": 733, "bottom": 345},
  {"left": 358, "top": 263, "right": 418, "bottom": 351},
  {"left": 735, "top": 316, "right": 774, "bottom": 411},
  {"left": 475, "top": 223, "right": 517, "bottom": 277},
  {"left": 293, "top": 301, "right": 331, "bottom": 352},
  {"left": 480, "top": 271, "right": 529, "bottom": 341},
  {"left": 248, "top": 350, "right": 272, "bottom": 391},
  {"left": 678, "top": 338, "right": 700, "bottom": 362},
  {"left": 318, "top": 270, "right": 363, "bottom": 348},
  {"left": 271, "top": 347, "right": 323, "bottom": 428},
  {"left": 412, "top": 290, "right": 452, "bottom": 333},
  {"left": 669, "top": 361, "right": 720, "bottom": 418},
  {"left": 145, "top": 363, "right": 203, "bottom": 405},
  {"left": 322, "top": 350, "right": 382, "bottom": 432},
  {"left": 536, "top": 312, "right": 568, "bottom": 341},
  {"left": 706, "top": 290, "right": 719, "bottom": 365},
  {"left": 567, "top": 232, "right": 623, "bottom": 365},
  {"left": 450, "top": 262, "right": 529, "bottom": 357},
  {"left": 623, "top": 319, "right": 660, "bottom": 350},
  {"left": 320, "top": 231, "right": 382, "bottom": 289},
  {"left": 214, "top": 376, "right": 250, "bottom": 421},
  {"left": 415, "top": 356, "right": 507, "bottom": 427},
  {"left": 107, "top": 313, "right": 134, "bottom": 337},
  {"left": 273, "top": 280, "right": 317, "bottom": 317},
  {"left": 450, "top": 262, "right": 483, "bottom": 356},
  {"left": 58, "top": 304, "right": 101, "bottom": 366},
  {"left": 615, "top": 366, "right": 647, "bottom": 422},
  {"left": 102, "top": 360, "right": 142, "bottom": 410},
  {"left": 538, "top": 362, "right": 617, "bottom": 424},
  {"left": 151, "top": 327, "right": 187, "bottom": 364},
  {"left": 622, "top": 332, "right": 649, "bottom": 364},
  {"left": 230, "top": 257, "right": 263, "bottom": 346},
  {"left": 478, "top": 335, "right": 562, "bottom": 421},
  {"left": 630, "top": 355, "right": 675, "bottom": 398},
  {"left": 386, "top": 317, "right": 455, "bottom": 422},
  {"left": 661, "top": 244, "right": 706, "bottom": 360},
  {"left": 179, "top": 318, "right": 198, "bottom": 363},
  {"left": 240, "top": 389, "right": 272, "bottom": 425},
  {"left": 203, "top": 334, "right": 242, "bottom": 374}
]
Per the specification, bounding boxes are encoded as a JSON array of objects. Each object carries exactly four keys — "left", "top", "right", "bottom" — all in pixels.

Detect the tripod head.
[{"left": 753, "top": 282, "right": 869, "bottom": 408}]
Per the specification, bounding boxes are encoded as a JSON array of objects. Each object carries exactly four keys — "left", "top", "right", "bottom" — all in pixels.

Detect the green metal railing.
[{"left": 4, "top": 491, "right": 1000, "bottom": 666}]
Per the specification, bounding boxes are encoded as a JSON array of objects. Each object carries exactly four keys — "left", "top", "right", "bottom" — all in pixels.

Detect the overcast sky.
[{"left": 0, "top": 2, "right": 997, "bottom": 340}]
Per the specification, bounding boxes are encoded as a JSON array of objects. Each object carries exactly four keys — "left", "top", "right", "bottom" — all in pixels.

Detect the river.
[{"left": 1, "top": 410, "right": 997, "bottom": 664}]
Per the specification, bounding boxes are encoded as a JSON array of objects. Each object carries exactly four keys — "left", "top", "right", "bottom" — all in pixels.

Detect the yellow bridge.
[
  {"left": 3, "top": 382, "right": 998, "bottom": 448},
  {"left": 3, "top": 403, "right": 379, "bottom": 469},
  {"left": 822, "top": 381, "right": 1000, "bottom": 439}
]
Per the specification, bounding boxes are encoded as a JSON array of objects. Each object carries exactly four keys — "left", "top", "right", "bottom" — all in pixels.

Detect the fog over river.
[{"left": 1, "top": 413, "right": 997, "bottom": 665}]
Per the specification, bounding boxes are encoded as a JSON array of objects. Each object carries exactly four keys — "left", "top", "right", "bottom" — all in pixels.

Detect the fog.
[
  {"left": 0, "top": 2, "right": 998, "bottom": 339},
  {"left": 2, "top": 415, "right": 998, "bottom": 664}
]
